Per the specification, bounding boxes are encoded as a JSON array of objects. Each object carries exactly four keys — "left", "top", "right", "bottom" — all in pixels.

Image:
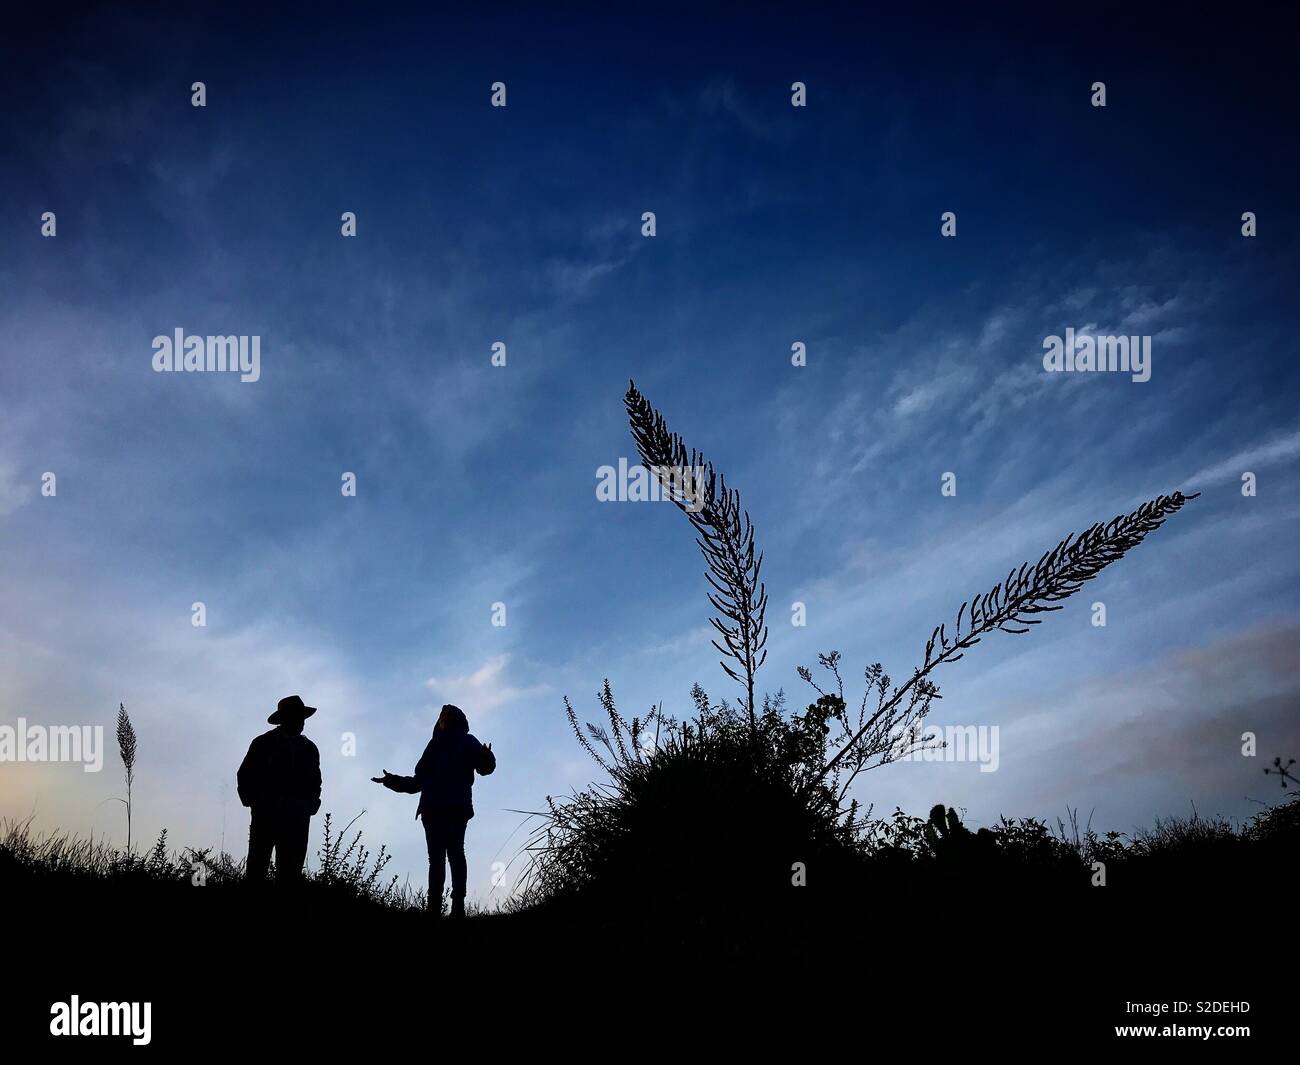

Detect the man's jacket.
[
  {"left": 237, "top": 727, "right": 322, "bottom": 818},
  {"left": 383, "top": 708, "right": 495, "bottom": 819}
]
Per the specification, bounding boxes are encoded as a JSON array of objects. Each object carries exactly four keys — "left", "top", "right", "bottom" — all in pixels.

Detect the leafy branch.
[
  {"left": 625, "top": 380, "right": 769, "bottom": 732},
  {"left": 811, "top": 491, "right": 1199, "bottom": 789},
  {"left": 1264, "top": 756, "right": 1299, "bottom": 790},
  {"left": 797, "top": 651, "right": 943, "bottom": 804}
]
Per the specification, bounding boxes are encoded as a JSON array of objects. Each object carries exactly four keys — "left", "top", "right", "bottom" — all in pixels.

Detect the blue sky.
[{"left": 2, "top": 5, "right": 1298, "bottom": 900}]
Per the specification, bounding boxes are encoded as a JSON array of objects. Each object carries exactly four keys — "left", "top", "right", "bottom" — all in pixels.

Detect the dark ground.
[{"left": 5, "top": 868, "right": 1291, "bottom": 1052}]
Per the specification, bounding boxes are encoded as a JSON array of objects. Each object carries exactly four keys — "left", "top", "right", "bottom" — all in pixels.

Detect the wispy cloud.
[
  {"left": 1183, "top": 429, "right": 1300, "bottom": 489},
  {"left": 426, "top": 655, "right": 549, "bottom": 718},
  {"left": 698, "top": 77, "right": 786, "bottom": 142},
  {"left": 0, "top": 456, "right": 31, "bottom": 517}
]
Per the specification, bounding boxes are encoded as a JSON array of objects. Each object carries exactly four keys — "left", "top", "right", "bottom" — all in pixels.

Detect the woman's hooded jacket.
[{"left": 382, "top": 705, "right": 495, "bottom": 818}]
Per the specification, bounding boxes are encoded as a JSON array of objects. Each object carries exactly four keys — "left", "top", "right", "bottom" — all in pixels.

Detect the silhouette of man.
[
  {"left": 238, "top": 695, "right": 322, "bottom": 883},
  {"left": 372, "top": 704, "right": 495, "bottom": 918}
]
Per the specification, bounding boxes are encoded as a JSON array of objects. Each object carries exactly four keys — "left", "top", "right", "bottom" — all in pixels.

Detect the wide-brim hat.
[{"left": 269, "top": 694, "right": 317, "bottom": 724}]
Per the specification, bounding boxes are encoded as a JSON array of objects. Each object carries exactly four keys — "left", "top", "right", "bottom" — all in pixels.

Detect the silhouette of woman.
[{"left": 372, "top": 704, "right": 495, "bottom": 918}]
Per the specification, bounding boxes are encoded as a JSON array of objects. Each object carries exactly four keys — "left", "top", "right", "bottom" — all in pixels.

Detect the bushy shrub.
[{"left": 520, "top": 683, "right": 868, "bottom": 917}]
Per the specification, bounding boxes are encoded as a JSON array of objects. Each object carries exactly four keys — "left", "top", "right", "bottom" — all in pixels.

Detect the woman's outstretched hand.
[{"left": 371, "top": 770, "right": 394, "bottom": 785}]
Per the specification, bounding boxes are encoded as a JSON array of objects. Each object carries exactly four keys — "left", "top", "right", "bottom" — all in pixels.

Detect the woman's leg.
[
  {"left": 422, "top": 813, "right": 448, "bottom": 914},
  {"left": 447, "top": 814, "right": 469, "bottom": 916}
]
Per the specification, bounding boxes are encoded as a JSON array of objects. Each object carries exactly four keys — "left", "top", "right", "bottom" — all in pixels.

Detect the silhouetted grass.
[{"left": 0, "top": 812, "right": 436, "bottom": 914}]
